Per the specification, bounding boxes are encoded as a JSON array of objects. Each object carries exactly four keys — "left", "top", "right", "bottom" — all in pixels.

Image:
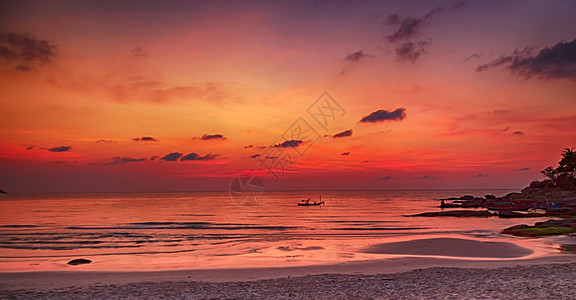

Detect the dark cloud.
[
  {"left": 476, "top": 47, "right": 534, "bottom": 72},
  {"left": 180, "top": 153, "right": 218, "bottom": 161},
  {"left": 249, "top": 154, "right": 261, "bottom": 159},
  {"left": 200, "top": 134, "right": 227, "bottom": 141},
  {"left": 384, "top": 9, "right": 440, "bottom": 43},
  {"left": 512, "top": 131, "right": 525, "bottom": 135},
  {"left": 26, "top": 146, "right": 34, "bottom": 150},
  {"left": 47, "top": 146, "right": 71, "bottom": 152},
  {"left": 514, "top": 167, "right": 530, "bottom": 171},
  {"left": 333, "top": 129, "right": 353, "bottom": 138},
  {"left": 383, "top": 5, "right": 461, "bottom": 63},
  {"left": 417, "top": 175, "right": 441, "bottom": 180},
  {"left": 471, "top": 173, "right": 489, "bottom": 178},
  {"left": 395, "top": 41, "right": 429, "bottom": 63},
  {"left": 0, "top": 32, "right": 57, "bottom": 71},
  {"left": 378, "top": 176, "right": 392, "bottom": 180},
  {"left": 272, "top": 140, "right": 303, "bottom": 148},
  {"left": 493, "top": 110, "right": 511, "bottom": 115},
  {"left": 341, "top": 152, "right": 350, "bottom": 156},
  {"left": 345, "top": 50, "right": 374, "bottom": 62},
  {"left": 463, "top": 53, "right": 483, "bottom": 62},
  {"left": 103, "top": 156, "right": 146, "bottom": 166},
  {"left": 130, "top": 47, "right": 148, "bottom": 58},
  {"left": 161, "top": 152, "right": 183, "bottom": 161},
  {"left": 133, "top": 136, "right": 158, "bottom": 142},
  {"left": 476, "top": 39, "right": 576, "bottom": 80},
  {"left": 360, "top": 108, "right": 406, "bottom": 123},
  {"left": 96, "top": 139, "right": 117, "bottom": 143},
  {"left": 451, "top": 1, "right": 465, "bottom": 10}
]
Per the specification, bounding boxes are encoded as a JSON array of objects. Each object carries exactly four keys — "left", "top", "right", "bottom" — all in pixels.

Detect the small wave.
[
  {"left": 0, "top": 244, "right": 143, "bottom": 250},
  {"left": 323, "top": 220, "right": 398, "bottom": 224},
  {"left": 0, "top": 248, "right": 198, "bottom": 259},
  {"left": 66, "top": 222, "right": 302, "bottom": 231},
  {"left": 336, "top": 227, "right": 428, "bottom": 231}
]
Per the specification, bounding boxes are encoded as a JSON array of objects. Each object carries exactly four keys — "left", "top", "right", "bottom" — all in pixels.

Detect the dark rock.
[
  {"left": 461, "top": 199, "right": 483, "bottom": 208},
  {"left": 535, "top": 219, "right": 575, "bottom": 227},
  {"left": 0, "top": 189, "right": 6, "bottom": 194},
  {"left": 484, "top": 194, "right": 496, "bottom": 199},
  {"left": 439, "top": 202, "right": 461, "bottom": 208},
  {"left": 497, "top": 211, "right": 546, "bottom": 218},
  {"left": 545, "top": 207, "right": 576, "bottom": 217},
  {"left": 67, "top": 258, "right": 92, "bottom": 265},
  {"left": 459, "top": 195, "right": 475, "bottom": 200},
  {"left": 439, "top": 197, "right": 460, "bottom": 201},
  {"left": 502, "top": 218, "right": 576, "bottom": 237},
  {"left": 504, "top": 192, "right": 522, "bottom": 198},
  {"left": 408, "top": 210, "right": 496, "bottom": 218}
]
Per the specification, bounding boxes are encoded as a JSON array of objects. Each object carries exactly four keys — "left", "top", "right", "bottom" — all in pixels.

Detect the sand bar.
[{"left": 361, "top": 237, "right": 535, "bottom": 258}]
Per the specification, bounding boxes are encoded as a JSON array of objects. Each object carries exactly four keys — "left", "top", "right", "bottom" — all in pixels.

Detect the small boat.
[
  {"left": 298, "top": 200, "right": 325, "bottom": 206},
  {"left": 297, "top": 194, "right": 325, "bottom": 206}
]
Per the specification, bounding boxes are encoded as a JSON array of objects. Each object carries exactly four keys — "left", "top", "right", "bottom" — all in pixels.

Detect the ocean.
[{"left": 0, "top": 190, "right": 566, "bottom": 272}]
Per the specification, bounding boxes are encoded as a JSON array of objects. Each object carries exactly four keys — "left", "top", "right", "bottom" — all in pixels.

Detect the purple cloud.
[{"left": 360, "top": 108, "right": 406, "bottom": 123}]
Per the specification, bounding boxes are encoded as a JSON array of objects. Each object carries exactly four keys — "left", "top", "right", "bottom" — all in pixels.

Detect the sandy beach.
[
  {"left": 2, "top": 238, "right": 576, "bottom": 299},
  {"left": 2, "top": 258, "right": 576, "bottom": 299}
]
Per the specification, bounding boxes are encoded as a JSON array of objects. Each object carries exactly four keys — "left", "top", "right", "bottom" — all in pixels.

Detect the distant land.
[{"left": 0, "top": 189, "right": 6, "bottom": 194}]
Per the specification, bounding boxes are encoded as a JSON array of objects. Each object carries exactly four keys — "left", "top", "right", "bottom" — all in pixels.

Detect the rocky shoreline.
[{"left": 410, "top": 184, "right": 576, "bottom": 237}]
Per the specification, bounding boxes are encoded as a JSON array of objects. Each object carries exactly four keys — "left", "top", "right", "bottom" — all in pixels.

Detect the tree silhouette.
[
  {"left": 558, "top": 148, "right": 576, "bottom": 176},
  {"left": 541, "top": 147, "right": 576, "bottom": 189}
]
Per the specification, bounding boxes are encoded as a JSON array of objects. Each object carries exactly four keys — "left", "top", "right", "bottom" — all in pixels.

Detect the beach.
[
  {"left": 2, "top": 237, "right": 576, "bottom": 299},
  {"left": 2, "top": 259, "right": 576, "bottom": 299}
]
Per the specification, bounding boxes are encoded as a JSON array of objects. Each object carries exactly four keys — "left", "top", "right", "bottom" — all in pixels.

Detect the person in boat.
[{"left": 440, "top": 200, "right": 446, "bottom": 208}]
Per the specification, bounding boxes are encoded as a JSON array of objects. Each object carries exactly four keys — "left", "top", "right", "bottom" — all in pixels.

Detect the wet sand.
[{"left": 361, "top": 237, "right": 535, "bottom": 258}]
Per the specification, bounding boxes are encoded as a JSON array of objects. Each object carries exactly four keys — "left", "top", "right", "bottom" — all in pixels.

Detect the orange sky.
[{"left": 1, "top": 0, "right": 576, "bottom": 192}]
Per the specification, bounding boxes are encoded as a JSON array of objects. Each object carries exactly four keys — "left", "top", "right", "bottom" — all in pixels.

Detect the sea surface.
[{"left": 0, "top": 190, "right": 572, "bottom": 272}]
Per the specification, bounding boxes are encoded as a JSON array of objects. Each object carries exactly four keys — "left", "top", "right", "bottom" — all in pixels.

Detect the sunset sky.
[{"left": 1, "top": 0, "right": 575, "bottom": 193}]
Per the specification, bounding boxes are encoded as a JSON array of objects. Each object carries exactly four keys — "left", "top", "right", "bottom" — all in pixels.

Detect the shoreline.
[
  {"left": 2, "top": 254, "right": 576, "bottom": 288},
  {"left": 2, "top": 256, "right": 576, "bottom": 299}
]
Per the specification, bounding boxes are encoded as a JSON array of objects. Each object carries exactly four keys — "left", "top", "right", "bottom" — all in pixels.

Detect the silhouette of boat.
[{"left": 297, "top": 194, "right": 325, "bottom": 206}]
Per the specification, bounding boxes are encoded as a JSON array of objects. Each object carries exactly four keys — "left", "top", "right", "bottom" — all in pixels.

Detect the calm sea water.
[{"left": 0, "top": 190, "right": 568, "bottom": 271}]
